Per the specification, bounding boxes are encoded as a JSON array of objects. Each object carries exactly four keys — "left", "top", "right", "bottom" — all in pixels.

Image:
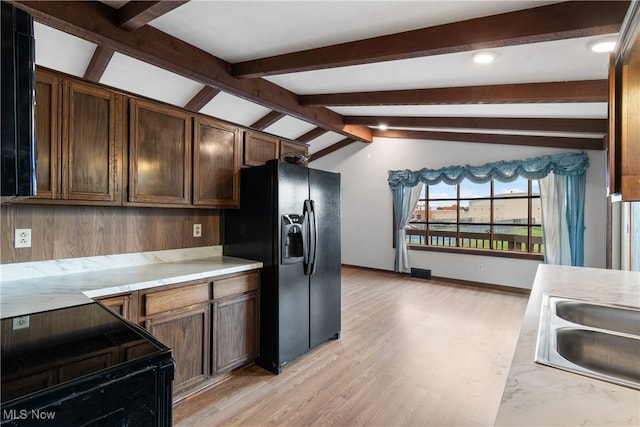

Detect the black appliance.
[
  {"left": 1, "top": 303, "right": 174, "bottom": 426},
  {"left": 1, "top": 2, "right": 36, "bottom": 201},
  {"left": 224, "top": 159, "right": 341, "bottom": 374}
]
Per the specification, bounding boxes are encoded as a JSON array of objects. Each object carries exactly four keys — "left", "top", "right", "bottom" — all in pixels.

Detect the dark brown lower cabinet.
[
  {"left": 145, "top": 305, "right": 210, "bottom": 396},
  {"left": 126, "top": 270, "right": 260, "bottom": 401},
  {"left": 97, "top": 293, "right": 134, "bottom": 321},
  {"left": 214, "top": 291, "right": 259, "bottom": 373}
]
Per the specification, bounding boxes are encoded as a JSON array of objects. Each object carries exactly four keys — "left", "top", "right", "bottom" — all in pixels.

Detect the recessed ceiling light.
[
  {"left": 589, "top": 37, "right": 617, "bottom": 53},
  {"left": 472, "top": 51, "right": 496, "bottom": 64}
]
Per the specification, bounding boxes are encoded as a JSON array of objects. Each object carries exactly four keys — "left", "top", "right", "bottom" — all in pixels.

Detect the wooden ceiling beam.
[
  {"left": 310, "top": 125, "right": 608, "bottom": 161},
  {"left": 251, "top": 111, "right": 285, "bottom": 130},
  {"left": 13, "top": 1, "right": 372, "bottom": 143},
  {"left": 373, "top": 129, "right": 606, "bottom": 150},
  {"left": 83, "top": 45, "right": 114, "bottom": 82},
  {"left": 301, "top": 80, "right": 608, "bottom": 106},
  {"left": 309, "top": 138, "right": 357, "bottom": 162},
  {"left": 184, "top": 86, "right": 220, "bottom": 111},
  {"left": 297, "top": 127, "right": 329, "bottom": 143},
  {"left": 232, "top": 1, "right": 630, "bottom": 78},
  {"left": 117, "top": 1, "right": 189, "bottom": 31},
  {"left": 344, "top": 116, "right": 608, "bottom": 134}
]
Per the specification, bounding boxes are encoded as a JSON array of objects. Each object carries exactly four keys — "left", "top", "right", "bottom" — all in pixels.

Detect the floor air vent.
[{"left": 410, "top": 268, "right": 431, "bottom": 280}]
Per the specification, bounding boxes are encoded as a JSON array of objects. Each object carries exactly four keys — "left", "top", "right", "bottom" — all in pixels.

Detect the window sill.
[{"left": 407, "top": 244, "right": 544, "bottom": 261}]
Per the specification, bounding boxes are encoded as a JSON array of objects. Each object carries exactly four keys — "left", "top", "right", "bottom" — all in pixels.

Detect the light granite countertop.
[
  {"left": 494, "top": 264, "right": 640, "bottom": 426},
  {"left": 0, "top": 247, "right": 262, "bottom": 319}
]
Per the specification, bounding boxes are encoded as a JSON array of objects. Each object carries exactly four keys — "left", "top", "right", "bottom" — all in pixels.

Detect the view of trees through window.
[{"left": 407, "top": 176, "right": 544, "bottom": 255}]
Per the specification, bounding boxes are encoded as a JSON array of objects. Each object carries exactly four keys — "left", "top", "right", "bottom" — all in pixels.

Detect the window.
[{"left": 406, "top": 176, "right": 543, "bottom": 257}]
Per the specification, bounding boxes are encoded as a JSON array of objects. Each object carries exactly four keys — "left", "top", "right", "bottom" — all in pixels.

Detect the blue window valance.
[{"left": 388, "top": 151, "right": 589, "bottom": 189}]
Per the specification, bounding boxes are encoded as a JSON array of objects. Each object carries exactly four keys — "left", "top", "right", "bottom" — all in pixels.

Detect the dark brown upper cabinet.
[
  {"left": 29, "top": 70, "right": 122, "bottom": 205},
  {"left": 28, "top": 69, "right": 315, "bottom": 209},
  {"left": 619, "top": 35, "right": 640, "bottom": 200},
  {"left": 128, "top": 99, "right": 192, "bottom": 206},
  {"left": 193, "top": 116, "right": 242, "bottom": 208},
  {"left": 63, "top": 80, "right": 121, "bottom": 203},
  {"left": 609, "top": 3, "right": 640, "bottom": 201},
  {"left": 32, "top": 70, "right": 60, "bottom": 200},
  {"left": 243, "top": 131, "right": 280, "bottom": 167},
  {"left": 280, "top": 140, "right": 309, "bottom": 158}
]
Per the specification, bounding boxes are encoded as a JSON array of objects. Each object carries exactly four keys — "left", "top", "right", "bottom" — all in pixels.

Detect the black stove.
[{"left": 1, "top": 303, "right": 174, "bottom": 426}]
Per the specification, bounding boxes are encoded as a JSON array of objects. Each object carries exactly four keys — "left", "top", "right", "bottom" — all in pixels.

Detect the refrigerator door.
[
  {"left": 276, "top": 162, "right": 311, "bottom": 366},
  {"left": 309, "top": 168, "right": 342, "bottom": 348}
]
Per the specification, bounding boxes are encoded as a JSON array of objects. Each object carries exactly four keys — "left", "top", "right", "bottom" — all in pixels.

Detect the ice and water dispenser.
[{"left": 281, "top": 214, "right": 305, "bottom": 264}]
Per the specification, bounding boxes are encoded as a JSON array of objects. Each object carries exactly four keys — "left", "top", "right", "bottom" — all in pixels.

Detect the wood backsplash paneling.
[{"left": 1, "top": 204, "right": 221, "bottom": 264}]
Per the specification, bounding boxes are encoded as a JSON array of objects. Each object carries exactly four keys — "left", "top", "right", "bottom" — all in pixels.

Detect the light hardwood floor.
[{"left": 174, "top": 267, "right": 529, "bottom": 427}]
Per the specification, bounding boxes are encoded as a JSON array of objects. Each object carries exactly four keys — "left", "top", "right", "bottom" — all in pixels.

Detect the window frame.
[{"left": 407, "top": 178, "right": 544, "bottom": 261}]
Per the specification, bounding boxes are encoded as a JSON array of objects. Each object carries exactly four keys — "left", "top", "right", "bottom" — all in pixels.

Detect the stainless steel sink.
[
  {"left": 555, "top": 300, "right": 640, "bottom": 336},
  {"left": 535, "top": 295, "right": 640, "bottom": 390}
]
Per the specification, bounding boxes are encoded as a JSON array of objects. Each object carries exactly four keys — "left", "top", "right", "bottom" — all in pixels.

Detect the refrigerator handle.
[
  {"left": 309, "top": 199, "right": 318, "bottom": 275},
  {"left": 303, "top": 200, "right": 312, "bottom": 275},
  {"left": 303, "top": 199, "right": 317, "bottom": 276}
]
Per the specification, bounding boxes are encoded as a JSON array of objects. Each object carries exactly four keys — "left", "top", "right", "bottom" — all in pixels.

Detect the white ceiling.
[
  {"left": 32, "top": 1, "right": 617, "bottom": 156},
  {"left": 146, "top": 1, "right": 559, "bottom": 62},
  {"left": 265, "top": 35, "right": 611, "bottom": 94}
]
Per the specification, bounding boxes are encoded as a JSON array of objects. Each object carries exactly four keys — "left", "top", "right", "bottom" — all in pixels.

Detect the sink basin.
[
  {"left": 555, "top": 300, "right": 640, "bottom": 336},
  {"left": 536, "top": 295, "right": 640, "bottom": 390},
  {"left": 556, "top": 329, "right": 640, "bottom": 386}
]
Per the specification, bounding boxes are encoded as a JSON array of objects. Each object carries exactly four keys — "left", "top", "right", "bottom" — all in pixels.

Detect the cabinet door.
[
  {"left": 193, "top": 116, "right": 241, "bottom": 208},
  {"left": 97, "top": 294, "right": 133, "bottom": 321},
  {"left": 33, "top": 70, "right": 60, "bottom": 199},
  {"left": 621, "top": 36, "right": 640, "bottom": 201},
  {"left": 244, "top": 131, "right": 279, "bottom": 166},
  {"left": 280, "top": 140, "right": 308, "bottom": 158},
  {"left": 63, "top": 80, "right": 120, "bottom": 203},
  {"left": 214, "top": 291, "right": 259, "bottom": 373},
  {"left": 145, "top": 306, "right": 209, "bottom": 395},
  {"left": 129, "top": 99, "right": 191, "bottom": 205},
  {"left": 608, "top": 56, "right": 620, "bottom": 196}
]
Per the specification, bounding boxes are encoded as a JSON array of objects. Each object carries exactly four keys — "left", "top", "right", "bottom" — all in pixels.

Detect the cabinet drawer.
[
  {"left": 144, "top": 283, "right": 210, "bottom": 316},
  {"left": 214, "top": 272, "right": 259, "bottom": 300}
]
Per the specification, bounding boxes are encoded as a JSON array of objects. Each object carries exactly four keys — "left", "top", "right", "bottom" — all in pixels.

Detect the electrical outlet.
[
  {"left": 479, "top": 263, "right": 484, "bottom": 271},
  {"left": 12, "top": 316, "right": 29, "bottom": 330},
  {"left": 193, "top": 223, "right": 202, "bottom": 237},
  {"left": 15, "top": 229, "right": 31, "bottom": 248}
]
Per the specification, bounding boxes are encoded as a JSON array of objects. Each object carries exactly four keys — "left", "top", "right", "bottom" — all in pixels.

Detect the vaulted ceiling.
[{"left": 11, "top": 1, "right": 631, "bottom": 161}]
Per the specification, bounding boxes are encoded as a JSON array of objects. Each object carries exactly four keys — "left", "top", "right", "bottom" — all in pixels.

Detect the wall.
[
  {"left": 312, "top": 137, "right": 608, "bottom": 289},
  {"left": 1, "top": 204, "right": 221, "bottom": 264}
]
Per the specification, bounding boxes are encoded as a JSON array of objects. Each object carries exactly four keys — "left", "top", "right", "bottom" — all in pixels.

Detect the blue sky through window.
[{"left": 423, "top": 177, "right": 539, "bottom": 208}]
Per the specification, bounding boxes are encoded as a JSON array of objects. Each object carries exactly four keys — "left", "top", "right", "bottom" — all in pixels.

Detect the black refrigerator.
[{"left": 224, "top": 159, "right": 341, "bottom": 374}]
